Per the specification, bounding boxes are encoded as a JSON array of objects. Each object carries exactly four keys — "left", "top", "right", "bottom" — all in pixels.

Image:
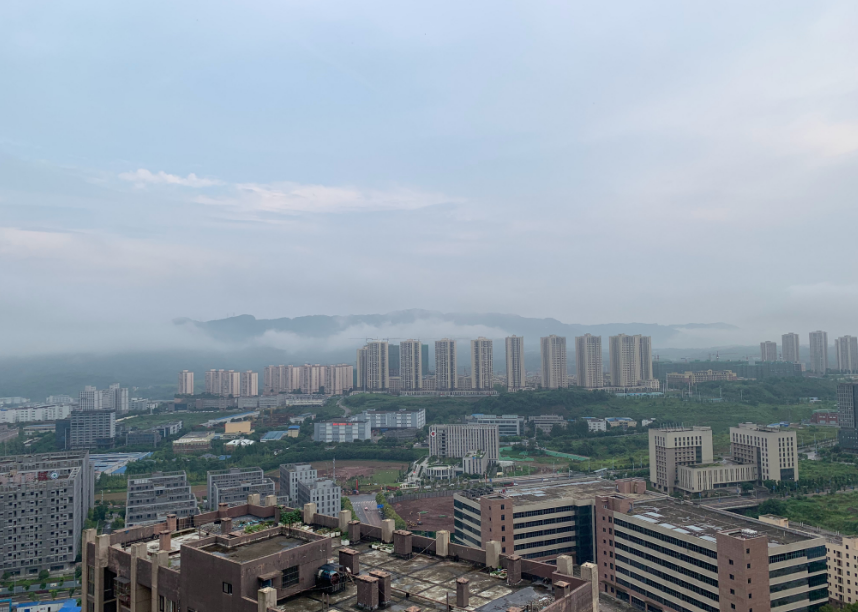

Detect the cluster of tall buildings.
[
  {"left": 761, "top": 330, "right": 858, "bottom": 373},
  {"left": 203, "top": 369, "right": 259, "bottom": 397},
  {"left": 78, "top": 384, "right": 128, "bottom": 412},
  {"left": 264, "top": 363, "right": 353, "bottom": 395}
]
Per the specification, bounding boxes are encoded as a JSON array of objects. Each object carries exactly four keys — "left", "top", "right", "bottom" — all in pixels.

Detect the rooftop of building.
[
  {"left": 651, "top": 425, "right": 712, "bottom": 432},
  {"left": 624, "top": 497, "right": 820, "bottom": 546},
  {"left": 175, "top": 431, "right": 214, "bottom": 441},
  {"left": 474, "top": 477, "right": 652, "bottom": 505},
  {"left": 202, "top": 534, "right": 306, "bottom": 563}
]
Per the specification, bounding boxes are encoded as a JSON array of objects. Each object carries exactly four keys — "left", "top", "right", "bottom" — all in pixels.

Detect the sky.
[{"left": 2, "top": 1, "right": 858, "bottom": 355}]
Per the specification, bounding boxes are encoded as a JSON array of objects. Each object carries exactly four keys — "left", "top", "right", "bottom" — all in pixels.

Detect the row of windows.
[
  {"left": 770, "top": 560, "right": 827, "bottom": 579},
  {"left": 514, "top": 536, "right": 574, "bottom": 551},
  {"left": 453, "top": 499, "right": 480, "bottom": 515},
  {"left": 615, "top": 542, "right": 718, "bottom": 586},
  {"left": 513, "top": 505, "right": 576, "bottom": 519},
  {"left": 770, "top": 546, "right": 827, "bottom": 565},
  {"left": 615, "top": 555, "right": 719, "bottom": 602},
  {"left": 771, "top": 588, "right": 828, "bottom": 608},
  {"left": 454, "top": 519, "right": 480, "bottom": 537},
  {"left": 521, "top": 545, "right": 574, "bottom": 560},
  {"left": 613, "top": 522, "right": 718, "bottom": 560},
  {"left": 454, "top": 509, "right": 481, "bottom": 527},
  {"left": 616, "top": 579, "right": 695, "bottom": 612},
  {"left": 770, "top": 573, "right": 827, "bottom": 594},
  {"left": 615, "top": 567, "right": 719, "bottom": 612},
  {"left": 514, "top": 515, "right": 575, "bottom": 530},
  {"left": 514, "top": 525, "right": 575, "bottom": 541}
]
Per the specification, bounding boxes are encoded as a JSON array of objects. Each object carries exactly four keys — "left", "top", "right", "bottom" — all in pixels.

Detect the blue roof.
[
  {"left": 261, "top": 431, "right": 288, "bottom": 441},
  {"left": 288, "top": 425, "right": 300, "bottom": 430},
  {"left": 15, "top": 599, "right": 80, "bottom": 612}
]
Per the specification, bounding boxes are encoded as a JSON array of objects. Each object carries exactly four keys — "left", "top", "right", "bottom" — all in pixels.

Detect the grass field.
[
  {"left": 117, "top": 410, "right": 236, "bottom": 430},
  {"left": 799, "top": 459, "right": 858, "bottom": 481},
  {"left": 757, "top": 490, "right": 858, "bottom": 534}
]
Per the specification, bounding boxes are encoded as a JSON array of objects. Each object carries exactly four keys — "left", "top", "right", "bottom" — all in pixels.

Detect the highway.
[{"left": 350, "top": 494, "right": 382, "bottom": 527}]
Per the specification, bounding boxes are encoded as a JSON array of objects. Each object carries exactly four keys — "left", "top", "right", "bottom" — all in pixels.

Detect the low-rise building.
[
  {"left": 581, "top": 417, "right": 606, "bottom": 432},
  {"left": 351, "top": 408, "right": 426, "bottom": 429},
  {"left": 605, "top": 417, "right": 636, "bottom": 429},
  {"left": 676, "top": 461, "right": 758, "bottom": 493},
  {"left": 224, "top": 421, "right": 253, "bottom": 437},
  {"left": 528, "top": 415, "right": 567, "bottom": 435},
  {"left": 126, "top": 430, "right": 161, "bottom": 446},
  {"left": 172, "top": 431, "right": 214, "bottom": 454},
  {"left": 462, "top": 451, "right": 487, "bottom": 475},
  {"left": 313, "top": 420, "right": 371, "bottom": 443},
  {"left": 125, "top": 471, "right": 200, "bottom": 527},
  {"left": 207, "top": 467, "right": 275, "bottom": 510},
  {"left": 666, "top": 369, "right": 738, "bottom": 387},
  {"left": 429, "top": 424, "right": 500, "bottom": 461},
  {"left": 810, "top": 410, "right": 838, "bottom": 425},
  {"left": 296, "top": 479, "right": 341, "bottom": 517},
  {"left": 287, "top": 426, "right": 300, "bottom": 437},
  {"left": 465, "top": 414, "right": 525, "bottom": 437},
  {"left": 156, "top": 421, "right": 184, "bottom": 437}
]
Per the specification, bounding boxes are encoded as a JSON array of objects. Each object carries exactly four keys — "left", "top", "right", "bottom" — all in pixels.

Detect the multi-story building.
[
  {"left": 177, "top": 370, "right": 194, "bottom": 395},
  {"left": 529, "top": 414, "right": 567, "bottom": 435},
  {"left": 0, "top": 403, "right": 72, "bottom": 424},
  {"left": 157, "top": 421, "right": 184, "bottom": 437},
  {"left": 62, "top": 410, "right": 116, "bottom": 450},
  {"left": 46, "top": 394, "right": 74, "bottom": 405},
  {"left": 470, "top": 337, "right": 494, "bottom": 391},
  {"left": 540, "top": 335, "right": 568, "bottom": 389},
  {"left": 596, "top": 493, "right": 828, "bottom": 612},
  {"left": 435, "top": 339, "right": 457, "bottom": 391},
  {"left": 505, "top": 335, "right": 526, "bottom": 391},
  {"left": 760, "top": 340, "right": 778, "bottom": 362},
  {"left": 207, "top": 467, "right": 275, "bottom": 510},
  {"left": 575, "top": 334, "right": 603, "bottom": 389},
  {"left": 730, "top": 422, "right": 798, "bottom": 482},
  {"left": 357, "top": 341, "right": 389, "bottom": 391},
  {"left": 324, "top": 364, "right": 353, "bottom": 395},
  {"left": 172, "top": 431, "right": 214, "bottom": 454},
  {"left": 638, "top": 336, "right": 653, "bottom": 382},
  {"left": 648, "top": 426, "right": 714, "bottom": 494},
  {"left": 782, "top": 333, "right": 801, "bottom": 364},
  {"left": 421, "top": 375, "right": 436, "bottom": 391},
  {"left": 351, "top": 408, "right": 425, "bottom": 429},
  {"left": 205, "top": 369, "right": 225, "bottom": 395},
  {"left": 836, "top": 336, "right": 858, "bottom": 373},
  {"left": 78, "top": 386, "right": 103, "bottom": 411},
  {"left": 103, "top": 384, "right": 129, "bottom": 413},
  {"left": 263, "top": 365, "right": 301, "bottom": 393},
  {"left": 465, "top": 414, "right": 525, "bottom": 436},
  {"left": 297, "top": 364, "right": 322, "bottom": 394},
  {"left": 125, "top": 471, "right": 200, "bottom": 527},
  {"left": 810, "top": 330, "right": 829, "bottom": 373},
  {"left": 400, "top": 340, "right": 423, "bottom": 391},
  {"left": 279, "top": 464, "right": 318, "bottom": 505},
  {"left": 296, "top": 479, "right": 341, "bottom": 517},
  {"left": 313, "top": 420, "right": 372, "bottom": 442},
  {"left": 224, "top": 370, "right": 241, "bottom": 397},
  {"left": 428, "top": 424, "right": 499, "bottom": 461},
  {"left": 821, "top": 531, "right": 858, "bottom": 605},
  {"left": 126, "top": 430, "right": 161, "bottom": 446},
  {"left": 666, "top": 369, "right": 738, "bottom": 387},
  {"left": 582, "top": 417, "right": 607, "bottom": 432},
  {"left": 837, "top": 383, "right": 858, "bottom": 452},
  {"left": 240, "top": 371, "right": 259, "bottom": 396},
  {"left": 0, "top": 451, "right": 93, "bottom": 575},
  {"left": 609, "top": 335, "right": 640, "bottom": 387}
]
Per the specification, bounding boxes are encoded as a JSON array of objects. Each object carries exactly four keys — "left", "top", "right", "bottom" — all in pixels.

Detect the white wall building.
[
  {"left": 177, "top": 370, "right": 194, "bottom": 395},
  {"left": 540, "top": 335, "right": 567, "bottom": 389},
  {"left": 428, "top": 424, "right": 499, "bottom": 461},
  {"left": 470, "top": 337, "right": 494, "bottom": 391},
  {"left": 400, "top": 339, "right": 423, "bottom": 392},
  {"left": 435, "top": 339, "right": 457, "bottom": 390},
  {"left": 575, "top": 334, "right": 603, "bottom": 388},
  {"left": 782, "top": 333, "right": 800, "bottom": 364},
  {"left": 810, "top": 330, "right": 829, "bottom": 373},
  {"left": 504, "top": 335, "right": 526, "bottom": 391}
]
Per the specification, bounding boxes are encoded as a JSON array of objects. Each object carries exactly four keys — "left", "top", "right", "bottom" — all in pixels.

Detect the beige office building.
[
  {"left": 810, "top": 330, "right": 829, "bottom": 373},
  {"left": 399, "top": 340, "right": 423, "bottom": 391},
  {"left": 300, "top": 364, "right": 325, "bottom": 394},
  {"left": 504, "top": 335, "right": 526, "bottom": 391},
  {"left": 239, "top": 371, "right": 258, "bottom": 397},
  {"left": 648, "top": 426, "right": 713, "bottom": 493},
  {"left": 760, "top": 340, "right": 778, "bottom": 362},
  {"left": 435, "top": 339, "right": 457, "bottom": 391},
  {"left": 357, "top": 341, "right": 389, "bottom": 391},
  {"left": 782, "top": 332, "right": 801, "bottom": 364},
  {"left": 223, "top": 370, "right": 241, "bottom": 397},
  {"left": 676, "top": 462, "right": 758, "bottom": 493},
  {"left": 836, "top": 335, "right": 858, "bottom": 373},
  {"left": 470, "top": 337, "right": 493, "bottom": 390},
  {"left": 575, "top": 334, "right": 603, "bottom": 388},
  {"left": 177, "top": 370, "right": 194, "bottom": 395},
  {"left": 324, "top": 364, "right": 353, "bottom": 395},
  {"left": 730, "top": 422, "right": 798, "bottom": 482},
  {"left": 429, "top": 424, "right": 499, "bottom": 461},
  {"left": 540, "top": 335, "right": 567, "bottom": 389}
]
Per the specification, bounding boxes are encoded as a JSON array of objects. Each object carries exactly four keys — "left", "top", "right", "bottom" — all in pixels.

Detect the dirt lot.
[
  {"left": 392, "top": 496, "right": 455, "bottom": 532},
  {"left": 311, "top": 460, "right": 408, "bottom": 485}
]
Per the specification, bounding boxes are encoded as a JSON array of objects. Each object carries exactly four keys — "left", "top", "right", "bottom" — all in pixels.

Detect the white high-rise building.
[
  {"left": 357, "top": 341, "right": 389, "bottom": 391},
  {"left": 300, "top": 364, "right": 325, "bottom": 394},
  {"left": 240, "top": 371, "right": 258, "bottom": 397},
  {"left": 575, "top": 334, "right": 603, "bottom": 388},
  {"left": 325, "top": 364, "right": 353, "bottom": 395},
  {"left": 263, "top": 365, "right": 282, "bottom": 393},
  {"left": 435, "top": 339, "right": 457, "bottom": 390},
  {"left": 505, "top": 336, "right": 526, "bottom": 391},
  {"left": 470, "top": 337, "right": 493, "bottom": 390},
  {"left": 540, "top": 335, "right": 568, "bottom": 389},
  {"left": 639, "top": 336, "right": 653, "bottom": 381},
  {"left": 78, "top": 386, "right": 103, "bottom": 411},
  {"left": 810, "top": 331, "right": 829, "bottom": 373},
  {"left": 609, "top": 334, "right": 641, "bottom": 387},
  {"left": 205, "top": 369, "right": 225, "bottom": 395},
  {"left": 399, "top": 340, "right": 423, "bottom": 391},
  {"left": 178, "top": 370, "right": 194, "bottom": 395},
  {"left": 836, "top": 336, "right": 858, "bottom": 373},
  {"left": 782, "top": 333, "right": 800, "bottom": 364},
  {"left": 221, "top": 370, "right": 240, "bottom": 397},
  {"left": 760, "top": 341, "right": 777, "bottom": 362}
]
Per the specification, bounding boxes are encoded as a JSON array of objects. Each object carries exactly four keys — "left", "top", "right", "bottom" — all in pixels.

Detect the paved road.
[
  {"left": 350, "top": 494, "right": 382, "bottom": 527},
  {"left": 338, "top": 397, "right": 351, "bottom": 418}
]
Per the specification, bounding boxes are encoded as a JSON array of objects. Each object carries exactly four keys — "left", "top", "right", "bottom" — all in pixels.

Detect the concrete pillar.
[
  {"left": 150, "top": 551, "right": 168, "bottom": 612},
  {"left": 554, "top": 580, "right": 571, "bottom": 599},
  {"left": 506, "top": 554, "right": 522, "bottom": 586},
  {"left": 221, "top": 517, "right": 233, "bottom": 534},
  {"left": 485, "top": 540, "right": 501, "bottom": 569},
  {"left": 348, "top": 519, "right": 362, "bottom": 543},
  {"left": 248, "top": 493, "right": 262, "bottom": 506},
  {"left": 580, "top": 562, "right": 599, "bottom": 612},
  {"left": 339, "top": 509, "right": 351, "bottom": 533},
  {"left": 393, "top": 530, "right": 413, "bottom": 558},
  {"left": 556, "top": 554, "right": 574, "bottom": 576},
  {"left": 369, "top": 570, "right": 391, "bottom": 605},
  {"left": 129, "top": 543, "right": 149, "bottom": 612},
  {"left": 436, "top": 530, "right": 450, "bottom": 557},
  {"left": 159, "top": 530, "right": 172, "bottom": 552},
  {"left": 94, "top": 534, "right": 111, "bottom": 612},
  {"left": 257, "top": 586, "right": 277, "bottom": 612},
  {"left": 218, "top": 502, "right": 229, "bottom": 518},
  {"left": 356, "top": 575, "right": 379, "bottom": 610},
  {"left": 339, "top": 548, "right": 360, "bottom": 575},
  {"left": 166, "top": 514, "right": 177, "bottom": 532},
  {"left": 381, "top": 519, "right": 395, "bottom": 543},
  {"left": 264, "top": 495, "right": 278, "bottom": 507},
  {"left": 303, "top": 502, "right": 317, "bottom": 525},
  {"left": 456, "top": 578, "right": 470, "bottom": 608}
]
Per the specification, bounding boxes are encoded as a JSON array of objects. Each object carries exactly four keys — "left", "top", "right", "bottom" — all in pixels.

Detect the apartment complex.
[
  {"left": 837, "top": 383, "right": 858, "bottom": 452},
  {"left": 351, "top": 408, "right": 425, "bottom": 429},
  {"left": 465, "top": 414, "right": 525, "bottom": 436},
  {"left": 79, "top": 384, "right": 128, "bottom": 413},
  {"left": 836, "top": 336, "right": 858, "bottom": 373},
  {"left": 296, "top": 479, "right": 341, "bottom": 517},
  {"left": 125, "top": 471, "right": 200, "bottom": 527},
  {"left": 0, "top": 403, "right": 72, "bottom": 424},
  {"left": 730, "top": 422, "right": 798, "bottom": 482},
  {"left": 399, "top": 339, "right": 423, "bottom": 391},
  {"left": 540, "top": 335, "right": 568, "bottom": 389},
  {"left": 177, "top": 370, "right": 194, "bottom": 395},
  {"left": 313, "top": 420, "right": 372, "bottom": 442},
  {"left": 435, "top": 339, "right": 457, "bottom": 391},
  {"left": 470, "top": 337, "right": 494, "bottom": 390},
  {"left": 596, "top": 493, "right": 828, "bottom": 612},
  {"left": 782, "top": 333, "right": 801, "bottom": 364},
  {"left": 648, "top": 426, "right": 714, "bottom": 494},
  {"left": 0, "top": 451, "right": 94, "bottom": 575},
  {"left": 504, "top": 335, "right": 526, "bottom": 391},
  {"left": 666, "top": 369, "right": 738, "bottom": 387},
  {"left": 760, "top": 340, "right": 778, "bottom": 362},
  {"left": 609, "top": 335, "right": 653, "bottom": 387},
  {"left": 809, "top": 330, "right": 829, "bottom": 373},
  {"left": 575, "top": 334, "right": 603, "bottom": 389},
  {"left": 357, "top": 341, "right": 389, "bottom": 391},
  {"left": 240, "top": 370, "right": 259, "bottom": 396},
  {"left": 429, "top": 424, "right": 499, "bottom": 461},
  {"left": 263, "top": 365, "right": 302, "bottom": 393},
  {"left": 279, "top": 463, "right": 318, "bottom": 505},
  {"left": 204, "top": 369, "right": 255, "bottom": 397},
  {"left": 206, "top": 467, "right": 275, "bottom": 510}
]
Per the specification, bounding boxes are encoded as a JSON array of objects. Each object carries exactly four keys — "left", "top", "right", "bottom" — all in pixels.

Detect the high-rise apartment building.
[
  {"left": 399, "top": 340, "right": 423, "bottom": 391},
  {"left": 324, "top": 364, "right": 353, "bottom": 395},
  {"left": 240, "top": 371, "right": 259, "bottom": 397},
  {"left": 224, "top": 370, "right": 241, "bottom": 397},
  {"left": 760, "top": 340, "right": 777, "bottom": 362},
  {"left": 504, "top": 335, "right": 525, "bottom": 391},
  {"left": 730, "top": 422, "right": 798, "bottom": 482},
  {"left": 435, "top": 339, "right": 458, "bottom": 390},
  {"left": 470, "top": 337, "right": 493, "bottom": 390},
  {"left": 836, "top": 336, "right": 858, "bottom": 373},
  {"left": 356, "top": 341, "right": 389, "bottom": 391},
  {"left": 206, "top": 468, "right": 275, "bottom": 510},
  {"left": 78, "top": 386, "right": 103, "bottom": 411},
  {"left": 782, "top": 333, "right": 801, "bottom": 363},
  {"left": 300, "top": 364, "right": 325, "bottom": 394},
  {"left": 125, "top": 471, "right": 200, "bottom": 527},
  {"left": 540, "top": 335, "right": 567, "bottom": 389},
  {"left": 177, "top": 370, "right": 194, "bottom": 395},
  {"left": 648, "top": 426, "right": 713, "bottom": 494},
  {"left": 428, "top": 424, "right": 499, "bottom": 461},
  {"left": 575, "top": 334, "right": 603, "bottom": 388},
  {"left": 264, "top": 365, "right": 302, "bottom": 393},
  {"left": 279, "top": 463, "right": 318, "bottom": 505},
  {"left": 638, "top": 336, "right": 653, "bottom": 381},
  {"left": 810, "top": 330, "right": 829, "bottom": 373},
  {"left": 0, "top": 451, "right": 94, "bottom": 574},
  {"left": 609, "top": 335, "right": 640, "bottom": 387},
  {"left": 837, "top": 383, "right": 858, "bottom": 452},
  {"left": 205, "top": 369, "right": 225, "bottom": 395}
]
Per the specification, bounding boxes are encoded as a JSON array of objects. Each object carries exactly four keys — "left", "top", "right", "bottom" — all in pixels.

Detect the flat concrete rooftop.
[
  {"left": 203, "top": 535, "right": 306, "bottom": 562},
  {"left": 494, "top": 478, "right": 651, "bottom": 505},
  {"left": 274, "top": 542, "right": 552, "bottom": 612},
  {"left": 627, "top": 498, "right": 817, "bottom": 546}
]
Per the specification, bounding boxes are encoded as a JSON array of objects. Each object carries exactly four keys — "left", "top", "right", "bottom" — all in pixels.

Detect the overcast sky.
[{"left": 2, "top": 1, "right": 858, "bottom": 354}]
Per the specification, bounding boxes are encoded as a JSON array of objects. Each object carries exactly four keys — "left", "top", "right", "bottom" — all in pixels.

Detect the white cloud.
[{"left": 118, "top": 168, "right": 223, "bottom": 188}]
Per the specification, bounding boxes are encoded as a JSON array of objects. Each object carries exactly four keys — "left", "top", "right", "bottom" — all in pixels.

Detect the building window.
[
  {"left": 223, "top": 582, "right": 233, "bottom": 594},
  {"left": 159, "top": 596, "right": 165, "bottom": 612},
  {"left": 282, "top": 566, "right": 299, "bottom": 587}
]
